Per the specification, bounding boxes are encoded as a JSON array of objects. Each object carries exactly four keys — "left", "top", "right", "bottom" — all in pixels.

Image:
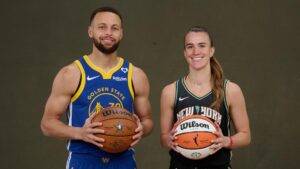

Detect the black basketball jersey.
[{"left": 170, "top": 77, "right": 231, "bottom": 167}]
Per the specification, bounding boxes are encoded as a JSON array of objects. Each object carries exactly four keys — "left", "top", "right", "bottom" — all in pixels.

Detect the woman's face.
[{"left": 184, "top": 32, "right": 215, "bottom": 70}]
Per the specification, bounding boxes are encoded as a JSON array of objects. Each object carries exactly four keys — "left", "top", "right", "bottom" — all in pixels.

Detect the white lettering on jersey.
[
  {"left": 177, "top": 106, "right": 222, "bottom": 125},
  {"left": 112, "top": 76, "right": 127, "bottom": 81}
]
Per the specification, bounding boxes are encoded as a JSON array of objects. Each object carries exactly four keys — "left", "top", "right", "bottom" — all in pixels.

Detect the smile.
[{"left": 191, "top": 56, "right": 204, "bottom": 61}]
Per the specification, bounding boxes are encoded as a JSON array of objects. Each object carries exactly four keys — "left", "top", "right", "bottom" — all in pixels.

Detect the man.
[{"left": 41, "top": 7, "right": 153, "bottom": 169}]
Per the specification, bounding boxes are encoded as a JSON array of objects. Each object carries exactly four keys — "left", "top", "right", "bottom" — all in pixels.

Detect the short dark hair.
[{"left": 90, "top": 6, "right": 123, "bottom": 25}]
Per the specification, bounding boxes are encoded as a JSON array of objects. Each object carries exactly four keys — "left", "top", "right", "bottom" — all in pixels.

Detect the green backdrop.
[{"left": 1, "top": 0, "right": 299, "bottom": 169}]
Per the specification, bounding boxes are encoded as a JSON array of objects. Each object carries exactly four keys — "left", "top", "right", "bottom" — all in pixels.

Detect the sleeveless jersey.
[
  {"left": 170, "top": 77, "right": 231, "bottom": 167},
  {"left": 67, "top": 55, "right": 135, "bottom": 157}
]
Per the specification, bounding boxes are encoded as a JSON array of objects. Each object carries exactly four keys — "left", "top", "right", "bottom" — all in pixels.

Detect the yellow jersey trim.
[
  {"left": 71, "top": 60, "right": 86, "bottom": 102},
  {"left": 83, "top": 55, "right": 124, "bottom": 79},
  {"left": 128, "top": 63, "right": 135, "bottom": 99}
]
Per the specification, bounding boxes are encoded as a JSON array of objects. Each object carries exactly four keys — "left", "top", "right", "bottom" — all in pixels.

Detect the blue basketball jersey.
[{"left": 67, "top": 55, "right": 135, "bottom": 157}]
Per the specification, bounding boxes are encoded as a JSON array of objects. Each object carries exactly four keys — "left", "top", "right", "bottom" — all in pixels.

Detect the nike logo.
[
  {"left": 87, "top": 75, "right": 100, "bottom": 81},
  {"left": 179, "top": 96, "right": 189, "bottom": 101}
]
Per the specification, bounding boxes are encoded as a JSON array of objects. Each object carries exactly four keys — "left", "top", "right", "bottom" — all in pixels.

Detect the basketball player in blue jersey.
[
  {"left": 41, "top": 7, "right": 153, "bottom": 169},
  {"left": 160, "top": 26, "right": 251, "bottom": 169}
]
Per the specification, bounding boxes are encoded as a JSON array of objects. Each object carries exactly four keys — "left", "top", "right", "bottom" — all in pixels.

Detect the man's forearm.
[
  {"left": 141, "top": 118, "right": 153, "bottom": 137},
  {"left": 41, "top": 119, "right": 81, "bottom": 140}
]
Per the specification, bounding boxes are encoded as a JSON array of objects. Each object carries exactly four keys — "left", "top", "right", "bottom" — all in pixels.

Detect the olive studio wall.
[{"left": 0, "top": 0, "right": 299, "bottom": 169}]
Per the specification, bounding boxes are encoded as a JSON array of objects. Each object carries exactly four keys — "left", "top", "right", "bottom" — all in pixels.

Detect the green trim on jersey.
[
  {"left": 223, "top": 79, "right": 232, "bottom": 160},
  {"left": 174, "top": 81, "right": 179, "bottom": 108},
  {"left": 223, "top": 79, "right": 230, "bottom": 113},
  {"left": 181, "top": 77, "right": 212, "bottom": 101}
]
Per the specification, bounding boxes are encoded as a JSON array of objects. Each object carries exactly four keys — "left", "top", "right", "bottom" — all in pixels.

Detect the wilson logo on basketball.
[
  {"left": 180, "top": 121, "right": 209, "bottom": 130},
  {"left": 102, "top": 108, "right": 132, "bottom": 117}
]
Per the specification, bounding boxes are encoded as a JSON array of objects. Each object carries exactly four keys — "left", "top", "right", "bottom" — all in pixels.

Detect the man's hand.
[
  {"left": 130, "top": 114, "right": 144, "bottom": 147},
  {"left": 78, "top": 112, "right": 105, "bottom": 148}
]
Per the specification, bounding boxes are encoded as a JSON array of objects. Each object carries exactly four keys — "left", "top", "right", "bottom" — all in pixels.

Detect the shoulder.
[
  {"left": 225, "top": 81, "right": 244, "bottom": 105},
  {"left": 226, "top": 81, "right": 243, "bottom": 95},
  {"left": 161, "top": 81, "right": 177, "bottom": 100},
  {"left": 162, "top": 78, "right": 182, "bottom": 95},
  {"left": 162, "top": 82, "right": 176, "bottom": 95},
  {"left": 131, "top": 65, "right": 149, "bottom": 84},
  {"left": 132, "top": 65, "right": 147, "bottom": 78},
  {"left": 131, "top": 65, "right": 150, "bottom": 95},
  {"left": 160, "top": 82, "right": 177, "bottom": 108},
  {"left": 57, "top": 63, "right": 81, "bottom": 82},
  {"left": 52, "top": 62, "right": 81, "bottom": 94}
]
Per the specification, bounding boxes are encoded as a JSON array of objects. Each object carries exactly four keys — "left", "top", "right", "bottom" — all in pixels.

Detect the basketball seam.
[
  {"left": 93, "top": 117, "right": 136, "bottom": 122},
  {"left": 175, "top": 131, "right": 216, "bottom": 149},
  {"left": 99, "top": 134, "right": 135, "bottom": 137},
  {"left": 175, "top": 131, "right": 216, "bottom": 137},
  {"left": 177, "top": 144, "right": 212, "bottom": 150}
]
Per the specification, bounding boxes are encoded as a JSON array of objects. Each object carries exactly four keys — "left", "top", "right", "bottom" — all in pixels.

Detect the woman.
[{"left": 160, "top": 26, "right": 251, "bottom": 169}]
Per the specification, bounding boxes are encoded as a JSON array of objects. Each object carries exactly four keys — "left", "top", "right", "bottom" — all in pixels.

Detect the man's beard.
[{"left": 92, "top": 38, "right": 120, "bottom": 54}]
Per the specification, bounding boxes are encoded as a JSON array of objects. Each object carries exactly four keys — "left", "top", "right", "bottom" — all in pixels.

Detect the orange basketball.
[
  {"left": 173, "top": 115, "right": 217, "bottom": 160},
  {"left": 92, "top": 107, "right": 137, "bottom": 153}
]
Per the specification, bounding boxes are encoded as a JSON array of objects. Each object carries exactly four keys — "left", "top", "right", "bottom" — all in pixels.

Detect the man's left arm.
[{"left": 130, "top": 66, "right": 153, "bottom": 146}]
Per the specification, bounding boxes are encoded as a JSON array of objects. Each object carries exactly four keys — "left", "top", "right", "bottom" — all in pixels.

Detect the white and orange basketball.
[{"left": 173, "top": 115, "right": 217, "bottom": 160}]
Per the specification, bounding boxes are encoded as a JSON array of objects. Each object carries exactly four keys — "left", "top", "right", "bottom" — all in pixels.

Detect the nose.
[
  {"left": 192, "top": 47, "right": 200, "bottom": 55},
  {"left": 104, "top": 28, "right": 112, "bottom": 36}
]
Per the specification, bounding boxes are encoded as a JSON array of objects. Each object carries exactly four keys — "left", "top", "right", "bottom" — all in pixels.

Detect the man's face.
[{"left": 88, "top": 12, "right": 123, "bottom": 54}]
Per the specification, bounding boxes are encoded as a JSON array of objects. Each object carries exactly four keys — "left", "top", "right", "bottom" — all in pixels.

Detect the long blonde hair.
[{"left": 185, "top": 26, "right": 224, "bottom": 111}]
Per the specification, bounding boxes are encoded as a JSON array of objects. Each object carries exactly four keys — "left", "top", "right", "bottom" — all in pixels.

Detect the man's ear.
[
  {"left": 120, "top": 28, "right": 123, "bottom": 40},
  {"left": 88, "top": 26, "right": 93, "bottom": 38}
]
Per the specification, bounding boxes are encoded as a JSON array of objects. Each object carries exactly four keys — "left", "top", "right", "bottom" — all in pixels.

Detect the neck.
[
  {"left": 188, "top": 64, "right": 211, "bottom": 86},
  {"left": 89, "top": 47, "right": 119, "bottom": 70}
]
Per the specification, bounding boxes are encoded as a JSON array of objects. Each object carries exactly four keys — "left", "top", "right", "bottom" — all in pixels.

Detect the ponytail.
[{"left": 210, "top": 56, "right": 224, "bottom": 111}]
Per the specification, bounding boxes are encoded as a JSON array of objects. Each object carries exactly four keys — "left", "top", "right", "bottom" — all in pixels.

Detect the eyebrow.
[
  {"left": 112, "top": 24, "right": 121, "bottom": 27},
  {"left": 95, "top": 23, "right": 120, "bottom": 26},
  {"left": 95, "top": 23, "right": 105, "bottom": 26},
  {"left": 185, "top": 42, "right": 207, "bottom": 46},
  {"left": 185, "top": 43, "right": 193, "bottom": 46}
]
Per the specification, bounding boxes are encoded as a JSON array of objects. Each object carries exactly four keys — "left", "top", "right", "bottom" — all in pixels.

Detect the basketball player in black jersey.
[{"left": 160, "top": 26, "right": 251, "bottom": 169}]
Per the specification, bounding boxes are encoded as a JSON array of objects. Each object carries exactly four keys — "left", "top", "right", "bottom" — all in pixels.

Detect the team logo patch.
[
  {"left": 87, "top": 87, "right": 126, "bottom": 115},
  {"left": 121, "top": 67, "right": 128, "bottom": 73}
]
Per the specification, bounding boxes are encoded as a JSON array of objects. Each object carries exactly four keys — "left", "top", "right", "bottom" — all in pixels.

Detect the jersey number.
[{"left": 109, "top": 103, "right": 121, "bottom": 108}]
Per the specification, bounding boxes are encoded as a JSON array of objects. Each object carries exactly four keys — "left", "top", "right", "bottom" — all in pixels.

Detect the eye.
[
  {"left": 198, "top": 44, "right": 206, "bottom": 48},
  {"left": 112, "top": 27, "right": 120, "bottom": 31},
  {"left": 98, "top": 25, "right": 106, "bottom": 30},
  {"left": 186, "top": 45, "right": 193, "bottom": 49}
]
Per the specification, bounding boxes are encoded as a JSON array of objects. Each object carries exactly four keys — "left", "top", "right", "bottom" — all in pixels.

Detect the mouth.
[
  {"left": 101, "top": 37, "right": 115, "bottom": 44},
  {"left": 191, "top": 56, "right": 204, "bottom": 61}
]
